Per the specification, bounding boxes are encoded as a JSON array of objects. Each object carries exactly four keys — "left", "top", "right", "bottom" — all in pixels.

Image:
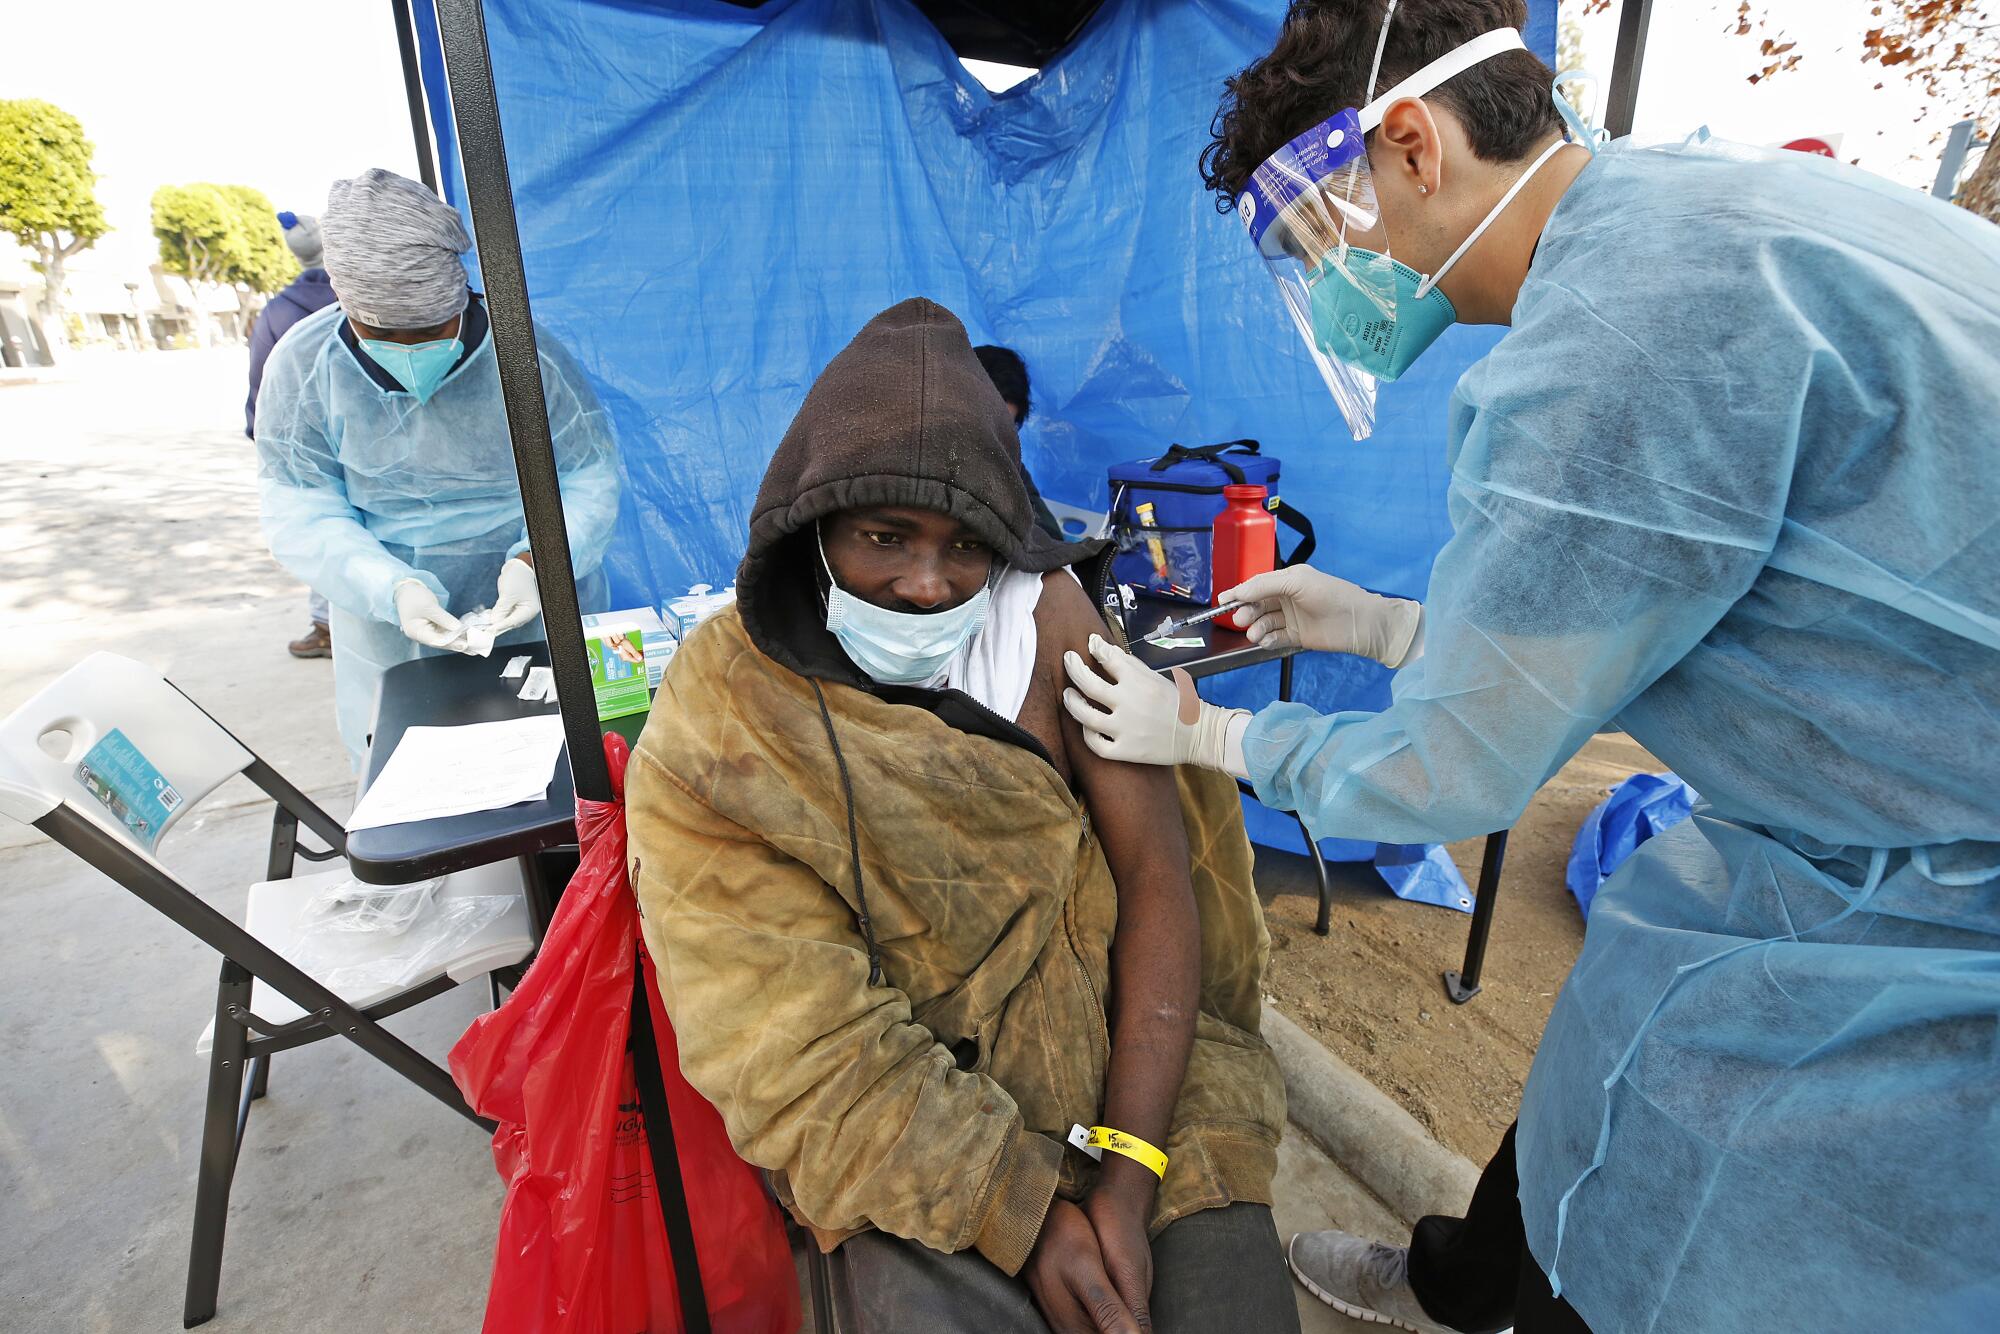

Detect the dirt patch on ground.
[{"left": 1254, "top": 733, "right": 1660, "bottom": 1167}]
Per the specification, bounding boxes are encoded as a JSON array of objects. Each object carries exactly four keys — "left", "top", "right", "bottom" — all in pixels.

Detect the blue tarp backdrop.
[{"left": 411, "top": 0, "right": 1556, "bottom": 906}]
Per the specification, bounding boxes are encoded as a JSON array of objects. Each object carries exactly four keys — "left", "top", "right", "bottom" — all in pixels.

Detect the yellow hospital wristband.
[{"left": 1086, "top": 1125, "right": 1168, "bottom": 1179}]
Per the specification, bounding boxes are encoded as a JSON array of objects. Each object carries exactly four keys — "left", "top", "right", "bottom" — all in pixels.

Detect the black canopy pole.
[
  {"left": 1602, "top": 0, "right": 1654, "bottom": 140},
  {"left": 431, "top": 0, "right": 611, "bottom": 805},
  {"left": 391, "top": 0, "right": 441, "bottom": 194}
]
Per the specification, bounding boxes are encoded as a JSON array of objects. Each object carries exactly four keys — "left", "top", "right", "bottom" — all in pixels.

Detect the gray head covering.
[
  {"left": 321, "top": 168, "right": 472, "bottom": 330},
  {"left": 278, "top": 212, "right": 324, "bottom": 268}
]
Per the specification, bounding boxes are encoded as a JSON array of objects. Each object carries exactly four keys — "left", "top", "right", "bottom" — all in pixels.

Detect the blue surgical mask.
[
  {"left": 358, "top": 336, "right": 462, "bottom": 403},
  {"left": 818, "top": 530, "right": 992, "bottom": 686},
  {"left": 1306, "top": 249, "right": 1458, "bottom": 383}
]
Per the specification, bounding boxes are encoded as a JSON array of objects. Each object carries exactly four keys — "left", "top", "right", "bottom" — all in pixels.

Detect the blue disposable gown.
[
  {"left": 255, "top": 303, "right": 620, "bottom": 766},
  {"left": 1243, "top": 137, "right": 2000, "bottom": 1330}
]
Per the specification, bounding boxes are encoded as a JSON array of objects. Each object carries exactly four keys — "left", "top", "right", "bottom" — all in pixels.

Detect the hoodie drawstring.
[{"left": 810, "top": 678, "right": 885, "bottom": 986}]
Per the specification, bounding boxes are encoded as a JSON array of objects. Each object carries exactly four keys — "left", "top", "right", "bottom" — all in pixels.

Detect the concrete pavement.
[
  {"left": 0, "top": 348, "right": 353, "bottom": 856},
  {"left": 1, "top": 350, "right": 1417, "bottom": 1332},
  {"left": 0, "top": 799, "right": 497, "bottom": 1333}
]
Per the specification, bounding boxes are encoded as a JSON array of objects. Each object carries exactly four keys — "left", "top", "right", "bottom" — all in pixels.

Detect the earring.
[{"left": 1418, "top": 184, "right": 1430, "bottom": 195}]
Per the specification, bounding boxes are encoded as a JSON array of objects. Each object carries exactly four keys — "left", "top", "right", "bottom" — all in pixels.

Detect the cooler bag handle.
[
  {"left": 1149, "top": 440, "right": 1262, "bottom": 484},
  {"left": 1274, "top": 499, "right": 1317, "bottom": 569}
]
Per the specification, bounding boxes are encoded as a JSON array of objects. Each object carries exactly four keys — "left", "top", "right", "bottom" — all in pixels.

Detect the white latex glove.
[
  {"left": 1062, "top": 634, "right": 1249, "bottom": 773},
  {"left": 1221, "top": 567, "right": 1424, "bottom": 668},
  {"left": 490, "top": 557, "right": 542, "bottom": 635},
  {"left": 393, "top": 579, "right": 464, "bottom": 650}
]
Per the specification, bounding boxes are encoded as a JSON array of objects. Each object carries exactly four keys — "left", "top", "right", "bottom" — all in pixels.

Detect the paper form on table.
[{"left": 346, "top": 714, "right": 568, "bottom": 831}]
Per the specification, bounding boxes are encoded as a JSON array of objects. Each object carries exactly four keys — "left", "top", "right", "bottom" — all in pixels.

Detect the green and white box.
[
  {"left": 665, "top": 584, "right": 737, "bottom": 641},
  {"left": 579, "top": 608, "right": 675, "bottom": 720}
]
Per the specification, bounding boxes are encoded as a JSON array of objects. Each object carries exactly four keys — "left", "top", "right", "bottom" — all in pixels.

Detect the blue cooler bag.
[{"left": 1108, "top": 441, "right": 1315, "bottom": 602}]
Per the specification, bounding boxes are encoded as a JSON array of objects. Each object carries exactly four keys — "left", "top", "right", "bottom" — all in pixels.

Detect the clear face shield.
[
  {"left": 1238, "top": 24, "right": 1531, "bottom": 440},
  {"left": 1241, "top": 110, "right": 1395, "bottom": 440}
]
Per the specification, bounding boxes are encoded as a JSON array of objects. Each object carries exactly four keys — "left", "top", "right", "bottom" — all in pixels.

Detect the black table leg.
[
  {"left": 518, "top": 853, "right": 554, "bottom": 942},
  {"left": 1275, "top": 656, "right": 1334, "bottom": 935},
  {"left": 1444, "top": 830, "right": 1508, "bottom": 1005},
  {"left": 1302, "top": 818, "right": 1333, "bottom": 935}
]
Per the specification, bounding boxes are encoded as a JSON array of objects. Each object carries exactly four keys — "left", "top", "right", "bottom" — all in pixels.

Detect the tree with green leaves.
[
  {"left": 152, "top": 184, "right": 240, "bottom": 346},
  {"left": 217, "top": 184, "right": 295, "bottom": 332},
  {"left": 217, "top": 184, "right": 294, "bottom": 292},
  {"left": 0, "top": 99, "right": 110, "bottom": 343},
  {"left": 152, "top": 182, "right": 297, "bottom": 344}
]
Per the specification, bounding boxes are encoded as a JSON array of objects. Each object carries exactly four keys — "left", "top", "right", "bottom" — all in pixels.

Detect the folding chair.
[
  {"left": 1043, "top": 497, "right": 1110, "bottom": 541},
  {"left": 0, "top": 652, "right": 534, "bottom": 1328},
  {"left": 772, "top": 1184, "right": 838, "bottom": 1334},
  {"left": 800, "top": 1224, "right": 839, "bottom": 1333}
]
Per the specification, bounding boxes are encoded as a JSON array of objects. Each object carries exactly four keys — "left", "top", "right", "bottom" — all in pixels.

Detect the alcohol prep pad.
[{"left": 74, "top": 728, "right": 183, "bottom": 850}]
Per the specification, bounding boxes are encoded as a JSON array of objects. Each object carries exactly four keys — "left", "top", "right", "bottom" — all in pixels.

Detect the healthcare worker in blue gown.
[
  {"left": 1064, "top": 3, "right": 1999, "bottom": 1332},
  {"left": 254, "top": 169, "right": 620, "bottom": 768}
]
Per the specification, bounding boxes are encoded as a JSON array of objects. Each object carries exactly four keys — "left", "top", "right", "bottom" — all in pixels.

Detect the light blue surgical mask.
[
  {"left": 358, "top": 336, "right": 463, "bottom": 403},
  {"left": 1307, "top": 249, "right": 1457, "bottom": 383},
  {"left": 818, "top": 529, "right": 992, "bottom": 686},
  {"left": 1552, "top": 68, "right": 1607, "bottom": 156}
]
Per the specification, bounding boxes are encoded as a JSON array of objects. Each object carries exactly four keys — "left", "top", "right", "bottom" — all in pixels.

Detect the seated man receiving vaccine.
[{"left": 627, "top": 300, "right": 1295, "bottom": 1334}]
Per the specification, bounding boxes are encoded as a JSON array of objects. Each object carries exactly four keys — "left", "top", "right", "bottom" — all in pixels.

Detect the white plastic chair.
[
  {"left": 0, "top": 652, "right": 533, "bottom": 1328},
  {"left": 1044, "top": 497, "right": 1111, "bottom": 541}
]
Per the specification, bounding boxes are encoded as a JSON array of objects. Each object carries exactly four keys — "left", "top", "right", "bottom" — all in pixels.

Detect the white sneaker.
[{"left": 1287, "top": 1230, "right": 1460, "bottom": 1334}]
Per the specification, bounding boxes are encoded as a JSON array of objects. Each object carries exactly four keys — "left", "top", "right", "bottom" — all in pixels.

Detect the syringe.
[{"left": 1142, "top": 601, "right": 1249, "bottom": 644}]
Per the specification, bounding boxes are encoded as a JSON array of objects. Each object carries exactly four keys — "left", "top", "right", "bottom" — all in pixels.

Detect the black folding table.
[
  {"left": 1124, "top": 596, "right": 1508, "bottom": 1004},
  {"left": 1125, "top": 596, "right": 1336, "bottom": 932},
  {"left": 345, "top": 647, "right": 578, "bottom": 939}
]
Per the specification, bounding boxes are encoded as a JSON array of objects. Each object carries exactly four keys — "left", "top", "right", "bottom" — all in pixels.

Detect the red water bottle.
[{"left": 1211, "top": 484, "right": 1276, "bottom": 606}]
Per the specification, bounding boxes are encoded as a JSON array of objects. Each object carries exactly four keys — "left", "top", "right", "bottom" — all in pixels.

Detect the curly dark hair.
[
  {"left": 1201, "top": 0, "right": 1562, "bottom": 212},
  {"left": 973, "top": 344, "right": 1031, "bottom": 422}
]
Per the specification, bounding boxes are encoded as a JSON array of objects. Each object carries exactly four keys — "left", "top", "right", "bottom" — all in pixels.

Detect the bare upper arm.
[{"left": 1031, "top": 572, "right": 1193, "bottom": 881}]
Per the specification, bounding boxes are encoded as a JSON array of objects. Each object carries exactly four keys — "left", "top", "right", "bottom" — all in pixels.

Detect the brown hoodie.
[
  {"left": 628, "top": 300, "right": 1284, "bottom": 1276},
  {"left": 737, "top": 297, "right": 1102, "bottom": 688}
]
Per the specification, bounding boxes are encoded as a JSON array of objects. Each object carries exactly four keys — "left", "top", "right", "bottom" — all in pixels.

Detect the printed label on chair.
[{"left": 74, "top": 728, "right": 181, "bottom": 850}]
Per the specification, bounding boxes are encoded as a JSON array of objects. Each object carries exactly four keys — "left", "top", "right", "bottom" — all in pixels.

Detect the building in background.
[
  {"left": 0, "top": 235, "right": 250, "bottom": 358},
  {"left": 0, "top": 243, "right": 55, "bottom": 368},
  {"left": 142, "top": 265, "right": 247, "bottom": 346}
]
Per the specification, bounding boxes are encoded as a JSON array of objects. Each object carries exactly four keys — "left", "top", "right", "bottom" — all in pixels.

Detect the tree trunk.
[
  {"left": 238, "top": 284, "right": 266, "bottom": 340},
  {"left": 36, "top": 241, "right": 70, "bottom": 348},
  {"left": 1956, "top": 137, "right": 2000, "bottom": 226},
  {"left": 190, "top": 286, "right": 216, "bottom": 348}
]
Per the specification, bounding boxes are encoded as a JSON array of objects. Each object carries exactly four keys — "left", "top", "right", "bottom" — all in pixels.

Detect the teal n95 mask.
[
  {"left": 1301, "top": 131, "right": 1565, "bottom": 386},
  {"left": 1305, "top": 248, "right": 1457, "bottom": 385},
  {"left": 818, "top": 527, "right": 992, "bottom": 686},
  {"left": 359, "top": 336, "right": 462, "bottom": 404}
]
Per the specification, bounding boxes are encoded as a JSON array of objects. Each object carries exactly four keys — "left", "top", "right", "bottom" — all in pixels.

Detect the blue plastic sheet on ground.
[
  {"left": 411, "top": 0, "right": 1554, "bottom": 903},
  {"left": 1565, "top": 772, "right": 1700, "bottom": 918},
  {"left": 1374, "top": 842, "right": 1479, "bottom": 914}
]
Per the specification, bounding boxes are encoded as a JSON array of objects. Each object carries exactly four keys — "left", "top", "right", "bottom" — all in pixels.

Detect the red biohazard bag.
[{"left": 450, "top": 733, "right": 800, "bottom": 1334}]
